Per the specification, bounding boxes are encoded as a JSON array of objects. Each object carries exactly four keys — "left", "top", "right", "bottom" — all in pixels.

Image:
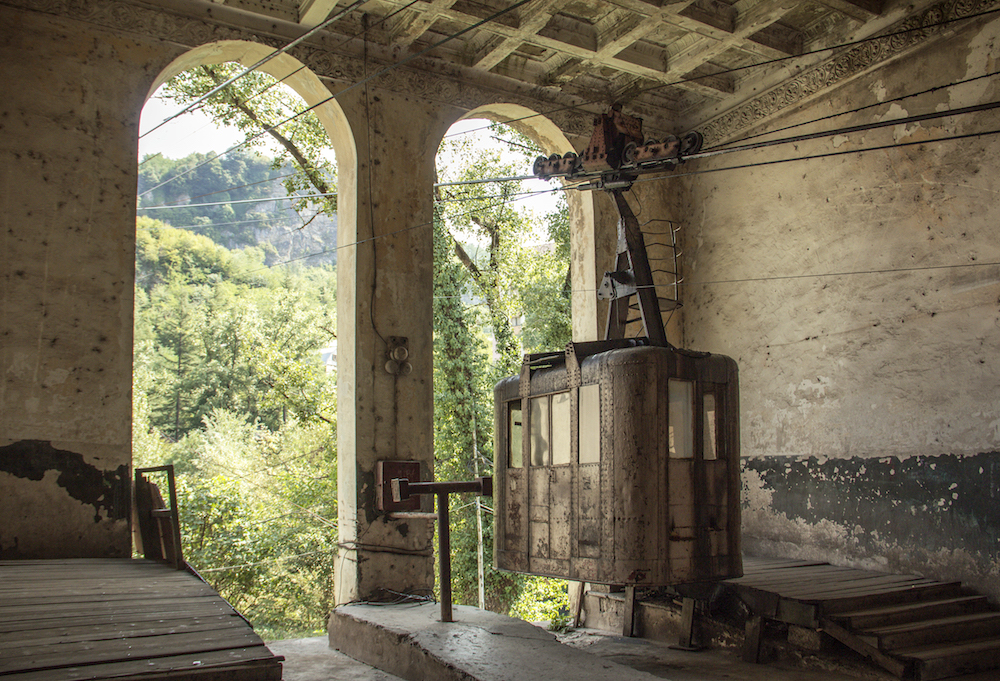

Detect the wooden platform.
[
  {"left": 0, "top": 559, "right": 283, "bottom": 680},
  {"left": 727, "top": 557, "right": 1000, "bottom": 681}
]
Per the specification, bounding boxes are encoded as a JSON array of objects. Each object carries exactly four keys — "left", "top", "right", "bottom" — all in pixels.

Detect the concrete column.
[
  {"left": 0, "top": 7, "right": 156, "bottom": 558},
  {"left": 335, "top": 87, "right": 447, "bottom": 604}
]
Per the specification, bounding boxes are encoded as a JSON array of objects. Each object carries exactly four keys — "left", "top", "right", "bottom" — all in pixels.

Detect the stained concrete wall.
[
  {"left": 0, "top": 6, "right": 162, "bottom": 558},
  {"left": 680, "top": 16, "right": 1000, "bottom": 599}
]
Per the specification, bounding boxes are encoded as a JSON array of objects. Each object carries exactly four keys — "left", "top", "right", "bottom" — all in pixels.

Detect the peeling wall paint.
[
  {"left": 0, "top": 6, "right": 161, "bottom": 558},
  {"left": 0, "top": 440, "right": 130, "bottom": 559},
  {"left": 743, "top": 453, "right": 1000, "bottom": 601},
  {"left": 0, "top": 440, "right": 128, "bottom": 522}
]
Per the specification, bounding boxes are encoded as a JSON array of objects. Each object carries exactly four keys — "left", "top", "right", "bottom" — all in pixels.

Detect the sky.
[
  {"left": 138, "top": 85, "right": 562, "bottom": 219},
  {"left": 139, "top": 91, "right": 250, "bottom": 160}
]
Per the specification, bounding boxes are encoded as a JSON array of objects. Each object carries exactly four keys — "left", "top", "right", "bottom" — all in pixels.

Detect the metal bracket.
[
  {"left": 597, "top": 270, "right": 637, "bottom": 301},
  {"left": 375, "top": 461, "right": 421, "bottom": 512},
  {"left": 391, "top": 475, "right": 493, "bottom": 622}
]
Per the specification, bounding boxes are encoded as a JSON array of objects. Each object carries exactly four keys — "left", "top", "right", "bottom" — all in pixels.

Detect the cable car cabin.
[{"left": 493, "top": 340, "right": 741, "bottom": 586}]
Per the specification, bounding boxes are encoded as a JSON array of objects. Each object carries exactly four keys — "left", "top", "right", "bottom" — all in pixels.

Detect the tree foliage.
[
  {"left": 156, "top": 63, "right": 336, "bottom": 217},
  {"left": 134, "top": 65, "right": 579, "bottom": 635},
  {"left": 433, "top": 122, "right": 573, "bottom": 617},
  {"left": 135, "top": 217, "right": 336, "bottom": 440},
  {"left": 133, "top": 216, "right": 338, "bottom": 639},
  {"left": 138, "top": 149, "right": 289, "bottom": 249}
]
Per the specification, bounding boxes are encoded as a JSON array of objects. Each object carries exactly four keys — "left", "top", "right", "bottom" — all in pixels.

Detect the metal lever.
[{"left": 390, "top": 476, "right": 493, "bottom": 622}]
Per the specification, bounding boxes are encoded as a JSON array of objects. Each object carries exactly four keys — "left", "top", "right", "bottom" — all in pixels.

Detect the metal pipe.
[
  {"left": 437, "top": 492, "right": 452, "bottom": 622},
  {"left": 390, "top": 475, "right": 491, "bottom": 622}
]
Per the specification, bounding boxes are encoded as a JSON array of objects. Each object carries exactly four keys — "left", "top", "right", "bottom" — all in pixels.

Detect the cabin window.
[
  {"left": 551, "top": 391, "right": 571, "bottom": 465},
  {"left": 579, "top": 384, "right": 601, "bottom": 464},
  {"left": 530, "top": 396, "right": 549, "bottom": 465},
  {"left": 703, "top": 393, "right": 718, "bottom": 460},
  {"left": 529, "top": 392, "right": 571, "bottom": 466},
  {"left": 508, "top": 402, "right": 523, "bottom": 468},
  {"left": 668, "top": 379, "right": 694, "bottom": 459}
]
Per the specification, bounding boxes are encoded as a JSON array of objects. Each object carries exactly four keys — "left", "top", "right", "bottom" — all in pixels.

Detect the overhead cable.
[
  {"left": 444, "top": 6, "right": 1000, "bottom": 140},
  {"left": 256, "top": 124, "right": 1000, "bottom": 271},
  {"left": 625, "top": 125, "right": 1000, "bottom": 187},
  {"left": 140, "top": 0, "right": 535, "bottom": 197},
  {"left": 435, "top": 99, "right": 1000, "bottom": 190},
  {"left": 138, "top": 191, "right": 337, "bottom": 210},
  {"left": 141, "top": 171, "right": 299, "bottom": 205},
  {"left": 430, "top": 259, "right": 1000, "bottom": 302},
  {"left": 139, "top": 215, "right": 300, "bottom": 231},
  {"left": 708, "top": 69, "right": 1000, "bottom": 150}
]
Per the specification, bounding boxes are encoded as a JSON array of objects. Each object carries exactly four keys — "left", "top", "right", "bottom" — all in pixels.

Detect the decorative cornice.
[
  {"left": 698, "top": 0, "right": 1000, "bottom": 145},
  {"left": 6, "top": 0, "right": 992, "bottom": 147},
  {"left": 1, "top": 0, "right": 596, "bottom": 138}
]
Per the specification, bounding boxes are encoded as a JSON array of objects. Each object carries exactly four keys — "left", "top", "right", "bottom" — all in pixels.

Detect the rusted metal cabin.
[{"left": 494, "top": 340, "right": 742, "bottom": 587}]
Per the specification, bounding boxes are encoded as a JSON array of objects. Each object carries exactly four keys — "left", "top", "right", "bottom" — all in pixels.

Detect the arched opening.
[
  {"left": 134, "top": 42, "right": 356, "bottom": 639},
  {"left": 455, "top": 104, "right": 598, "bottom": 342},
  {"left": 430, "top": 105, "right": 597, "bottom": 620}
]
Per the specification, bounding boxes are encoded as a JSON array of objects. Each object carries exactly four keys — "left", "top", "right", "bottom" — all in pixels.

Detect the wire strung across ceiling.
[
  {"left": 139, "top": 0, "right": 533, "bottom": 198},
  {"left": 140, "top": 4, "right": 1000, "bottom": 201}
]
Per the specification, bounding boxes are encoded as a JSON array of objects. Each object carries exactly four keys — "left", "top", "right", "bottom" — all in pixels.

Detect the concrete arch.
[
  {"left": 445, "top": 103, "right": 600, "bottom": 342},
  {"left": 146, "top": 41, "right": 358, "bottom": 275}
]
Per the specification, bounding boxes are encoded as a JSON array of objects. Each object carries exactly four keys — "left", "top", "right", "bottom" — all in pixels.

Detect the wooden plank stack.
[{"left": 727, "top": 557, "right": 1000, "bottom": 680}]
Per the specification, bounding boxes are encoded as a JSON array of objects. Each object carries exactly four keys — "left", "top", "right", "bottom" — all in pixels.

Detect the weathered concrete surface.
[
  {"left": 679, "top": 14, "right": 1000, "bottom": 599},
  {"left": 0, "top": 5, "right": 164, "bottom": 558},
  {"left": 0, "top": 0, "right": 606, "bottom": 596},
  {"left": 328, "top": 604, "right": 889, "bottom": 681},
  {"left": 330, "top": 603, "right": 670, "bottom": 681},
  {"left": 268, "top": 637, "right": 405, "bottom": 681}
]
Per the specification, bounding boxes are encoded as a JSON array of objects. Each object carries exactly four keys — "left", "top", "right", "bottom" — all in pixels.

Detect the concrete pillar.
[
  {"left": 335, "top": 87, "right": 447, "bottom": 603},
  {"left": 0, "top": 6, "right": 155, "bottom": 558}
]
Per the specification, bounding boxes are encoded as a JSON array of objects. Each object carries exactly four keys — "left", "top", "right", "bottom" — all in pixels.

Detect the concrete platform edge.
[{"left": 329, "top": 606, "right": 475, "bottom": 681}]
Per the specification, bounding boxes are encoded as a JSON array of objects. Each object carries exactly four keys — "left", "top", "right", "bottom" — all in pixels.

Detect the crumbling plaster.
[{"left": 680, "top": 15, "right": 1000, "bottom": 597}]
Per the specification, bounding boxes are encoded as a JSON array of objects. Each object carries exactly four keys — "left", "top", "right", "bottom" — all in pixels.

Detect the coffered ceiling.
[{"left": 172, "top": 0, "right": 989, "bottom": 139}]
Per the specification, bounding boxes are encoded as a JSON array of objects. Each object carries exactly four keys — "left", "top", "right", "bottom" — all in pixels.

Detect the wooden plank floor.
[{"left": 0, "top": 559, "right": 283, "bottom": 681}]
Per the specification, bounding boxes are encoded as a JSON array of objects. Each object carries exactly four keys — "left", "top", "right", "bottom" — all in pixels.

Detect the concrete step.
[
  {"left": 329, "top": 602, "right": 670, "bottom": 681},
  {"left": 328, "top": 602, "right": 865, "bottom": 681},
  {"left": 861, "top": 611, "right": 1000, "bottom": 652},
  {"left": 828, "top": 595, "right": 990, "bottom": 630}
]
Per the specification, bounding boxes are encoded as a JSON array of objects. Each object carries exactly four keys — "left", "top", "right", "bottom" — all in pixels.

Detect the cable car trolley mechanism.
[{"left": 493, "top": 107, "right": 741, "bottom": 589}]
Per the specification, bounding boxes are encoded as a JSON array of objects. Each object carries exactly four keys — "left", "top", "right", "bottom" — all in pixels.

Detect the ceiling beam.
[
  {"left": 473, "top": 0, "right": 570, "bottom": 70},
  {"left": 298, "top": 0, "right": 341, "bottom": 27},
  {"left": 662, "top": 0, "right": 798, "bottom": 89},
  {"left": 388, "top": 0, "right": 460, "bottom": 47}
]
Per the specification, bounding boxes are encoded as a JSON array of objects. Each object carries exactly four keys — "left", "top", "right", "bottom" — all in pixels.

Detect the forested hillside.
[
  {"left": 133, "top": 216, "right": 338, "bottom": 639},
  {"left": 138, "top": 149, "right": 338, "bottom": 265},
  {"left": 135, "top": 61, "right": 572, "bottom": 636}
]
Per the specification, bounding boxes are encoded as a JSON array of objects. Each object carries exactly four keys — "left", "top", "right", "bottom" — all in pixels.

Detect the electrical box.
[{"left": 493, "top": 341, "right": 741, "bottom": 586}]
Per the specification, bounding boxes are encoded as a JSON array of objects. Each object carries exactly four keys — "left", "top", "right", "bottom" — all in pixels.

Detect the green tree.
[
  {"left": 138, "top": 149, "right": 287, "bottom": 248},
  {"left": 133, "top": 219, "right": 339, "bottom": 638},
  {"left": 433, "top": 123, "right": 573, "bottom": 616},
  {"left": 157, "top": 63, "right": 336, "bottom": 218},
  {"left": 136, "top": 218, "right": 336, "bottom": 440}
]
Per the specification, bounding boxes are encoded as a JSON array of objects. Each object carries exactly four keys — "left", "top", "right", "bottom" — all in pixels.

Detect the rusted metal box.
[{"left": 493, "top": 341, "right": 741, "bottom": 586}]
